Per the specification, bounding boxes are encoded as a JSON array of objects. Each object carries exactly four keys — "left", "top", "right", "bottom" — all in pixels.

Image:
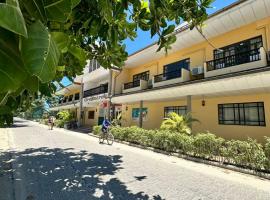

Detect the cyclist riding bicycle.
[
  {"left": 101, "top": 117, "right": 111, "bottom": 134},
  {"left": 99, "top": 117, "right": 114, "bottom": 145}
]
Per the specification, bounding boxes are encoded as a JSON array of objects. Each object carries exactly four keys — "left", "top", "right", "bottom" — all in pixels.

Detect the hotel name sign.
[{"left": 83, "top": 94, "right": 108, "bottom": 102}]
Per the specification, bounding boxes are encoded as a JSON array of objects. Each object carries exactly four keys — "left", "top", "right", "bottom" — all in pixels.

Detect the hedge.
[{"left": 93, "top": 125, "right": 270, "bottom": 172}]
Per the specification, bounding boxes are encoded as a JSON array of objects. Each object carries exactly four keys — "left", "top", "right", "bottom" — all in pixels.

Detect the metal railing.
[
  {"left": 206, "top": 48, "right": 261, "bottom": 71},
  {"left": 84, "top": 84, "right": 108, "bottom": 98},
  {"left": 123, "top": 80, "right": 141, "bottom": 90},
  {"left": 154, "top": 70, "right": 182, "bottom": 83}
]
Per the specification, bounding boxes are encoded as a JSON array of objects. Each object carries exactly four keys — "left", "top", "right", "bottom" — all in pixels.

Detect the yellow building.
[{"left": 111, "top": 0, "right": 270, "bottom": 142}]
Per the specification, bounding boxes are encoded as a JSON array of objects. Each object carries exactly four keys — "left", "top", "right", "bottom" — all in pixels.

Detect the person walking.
[{"left": 48, "top": 116, "right": 55, "bottom": 130}]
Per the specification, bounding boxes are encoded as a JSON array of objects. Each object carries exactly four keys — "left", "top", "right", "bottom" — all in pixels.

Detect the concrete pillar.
[
  {"left": 78, "top": 82, "right": 84, "bottom": 127},
  {"left": 187, "top": 95, "right": 192, "bottom": 129},
  {"left": 107, "top": 69, "right": 113, "bottom": 120},
  {"left": 139, "top": 100, "right": 143, "bottom": 128}
]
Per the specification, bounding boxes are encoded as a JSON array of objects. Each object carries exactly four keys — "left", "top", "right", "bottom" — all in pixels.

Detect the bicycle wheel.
[
  {"left": 99, "top": 132, "right": 105, "bottom": 143},
  {"left": 106, "top": 132, "right": 114, "bottom": 145}
]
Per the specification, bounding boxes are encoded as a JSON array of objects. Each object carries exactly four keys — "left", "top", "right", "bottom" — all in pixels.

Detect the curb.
[{"left": 88, "top": 132, "right": 270, "bottom": 180}]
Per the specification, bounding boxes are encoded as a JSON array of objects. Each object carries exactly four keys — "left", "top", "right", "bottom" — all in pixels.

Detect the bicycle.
[{"left": 99, "top": 128, "right": 114, "bottom": 145}]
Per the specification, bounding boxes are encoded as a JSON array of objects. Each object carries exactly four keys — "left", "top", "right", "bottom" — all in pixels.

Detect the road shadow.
[{"left": 0, "top": 148, "right": 164, "bottom": 200}]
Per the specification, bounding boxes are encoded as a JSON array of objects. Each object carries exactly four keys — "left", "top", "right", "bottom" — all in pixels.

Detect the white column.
[
  {"left": 187, "top": 95, "right": 192, "bottom": 129},
  {"left": 107, "top": 69, "right": 113, "bottom": 120},
  {"left": 78, "top": 82, "right": 84, "bottom": 127},
  {"left": 139, "top": 100, "right": 143, "bottom": 128}
]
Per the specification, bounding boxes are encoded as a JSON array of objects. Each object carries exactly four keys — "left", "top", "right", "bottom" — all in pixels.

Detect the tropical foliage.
[
  {"left": 160, "top": 112, "right": 198, "bottom": 134},
  {"left": 56, "top": 110, "right": 73, "bottom": 127},
  {"left": 0, "top": 0, "right": 212, "bottom": 124}
]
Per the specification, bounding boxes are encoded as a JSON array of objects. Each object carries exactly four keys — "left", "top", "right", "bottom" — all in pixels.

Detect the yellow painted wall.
[
  {"left": 121, "top": 99, "right": 187, "bottom": 129},
  {"left": 83, "top": 105, "right": 108, "bottom": 127},
  {"left": 121, "top": 93, "right": 270, "bottom": 142},
  {"left": 192, "top": 93, "right": 270, "bottom": 142},
  {"left": 118, "top": 17, "right": 270, "bottom": 86},
  {"left": 84, "top": 107, "right": 97, "bottom": 126},
  {"left": 112, "top": 69, "right": 129, "bottom": 95}
]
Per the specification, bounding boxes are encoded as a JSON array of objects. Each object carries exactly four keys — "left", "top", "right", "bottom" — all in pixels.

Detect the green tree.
[{"left": 0, "top": 0, "right": 212, "bottom": 124}]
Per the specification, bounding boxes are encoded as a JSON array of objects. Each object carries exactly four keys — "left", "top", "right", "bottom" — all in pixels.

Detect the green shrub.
[
  {"left": 193, "top": 132, "right": 225, "bottom": 159},
  {"left": 96, "top": 125, "right": 269, "bottom": 171},
  {"left": 264, "top": 137, "right": 270, "bottom": 169},
  {"left": 173, "top": 133, "right": 194, "bottom": 155},
  {"left": 93, "top": 125, "right": 102, "bottom": 135},
  {"left": 224, "top": 138, "right": 266, "bottom": 170},
  {"left": 111, "top": 126, "right": 129, "bottom": 141},
  {"left": 55, "top": 119, "right": 64, "bottom": 128},
  {"left": 0, "top": 113, "right": 13, "bottom": 127},
  {"left": 150, "top": 130, "right": 176, "bottom": 152}
]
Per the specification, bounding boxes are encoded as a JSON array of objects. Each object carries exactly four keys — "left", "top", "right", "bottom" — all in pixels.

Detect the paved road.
[{"left": 2, "top": 118, "right": 270, "bottom": 200}]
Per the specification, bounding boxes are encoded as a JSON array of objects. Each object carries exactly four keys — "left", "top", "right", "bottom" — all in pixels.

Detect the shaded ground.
[{"left": 1, "top": 118, "right": 270, "bottom": 200}]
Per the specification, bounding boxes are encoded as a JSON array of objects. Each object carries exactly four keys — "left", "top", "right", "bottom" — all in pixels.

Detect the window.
[
  {"left": 164, "top": 106, "right": 187, "bottom": 118},
  {"left": 89, "top": 59, "right": 100, "bottom": 73},
  {"left": 63, "top": 96, "right": 68, "bottom": 103},
  {"left": 74, "top": 93, "right": 80, "bottom": 100},
  {"left": 88, "top": 111, "right": 95, "bottom": 119},
  {"left": 218, "top": 102, "right": 265, "bottom": 126},
  {"left": 68, "top": 95, "right": 73, "bottom": 102},
  {"left": 163, "top": 58, "right": 190, "bottom": 80}
]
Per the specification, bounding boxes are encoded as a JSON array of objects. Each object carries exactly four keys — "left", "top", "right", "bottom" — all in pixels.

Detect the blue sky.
[{"left": 61, "top": 0, "right": 237, "bottom": 86}]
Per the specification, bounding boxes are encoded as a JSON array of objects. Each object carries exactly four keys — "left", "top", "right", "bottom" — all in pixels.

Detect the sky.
[{"left": 61, "top": 0, "right": 237, "bottom": 86}]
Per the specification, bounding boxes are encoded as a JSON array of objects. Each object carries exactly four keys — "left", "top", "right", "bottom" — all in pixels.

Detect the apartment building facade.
[
  {"left": 111, "top": 0, "right": 270, "bottom": 142},
  {"left": 51, "top": 60, "right": 111, "bottom": 127}
]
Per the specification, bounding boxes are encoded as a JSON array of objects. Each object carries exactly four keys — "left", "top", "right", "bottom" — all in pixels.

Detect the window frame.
[
  {"left": 88, "top": 111, "right": 95, "bottom": 119},
  {"left": 74, "top": 93, "right": 80, "bottom": 100},
  {"left": 163, "top": 58, "right": 190, "bottom": 74},
  {"left": 164, "top": 106, "right": 187, "bottom": 118},
  {"left": 218, "top": 102, "right": 266, "bottom": 126}
]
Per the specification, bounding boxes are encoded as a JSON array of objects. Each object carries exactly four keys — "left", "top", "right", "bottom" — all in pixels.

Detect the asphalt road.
[{"left": 2, "top": 118, "right": 270, "bottom": 200}]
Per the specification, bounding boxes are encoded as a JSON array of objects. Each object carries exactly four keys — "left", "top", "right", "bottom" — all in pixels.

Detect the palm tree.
[{"left": 160, "top": 112, "right": 199, "bottom": 134}]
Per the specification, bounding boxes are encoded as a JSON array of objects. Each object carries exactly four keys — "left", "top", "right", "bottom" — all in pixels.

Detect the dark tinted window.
[{"left": 218, "top": 102, "right": 265, "bottom": 126}]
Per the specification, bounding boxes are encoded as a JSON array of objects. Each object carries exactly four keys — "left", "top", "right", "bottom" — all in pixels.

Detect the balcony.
[
  {"left": 51, "top": 94, "right": 80, "bottom": 110},
  {"left": 122, "top": 79, "right": 148, "bottom": 93},
  {"left": 152, "top": 68, "right": 190, "bottom": 88},
  {"left": 84, "top": 84, "right": 108, "bottom": 98},
  {"left": 204, "top": 47, "right": 267, "bottom": 78}
]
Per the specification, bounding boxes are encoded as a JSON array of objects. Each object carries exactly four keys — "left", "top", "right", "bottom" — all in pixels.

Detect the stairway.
[{"left": 73, "top": 126, "right": 92, "bottom": 134}]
